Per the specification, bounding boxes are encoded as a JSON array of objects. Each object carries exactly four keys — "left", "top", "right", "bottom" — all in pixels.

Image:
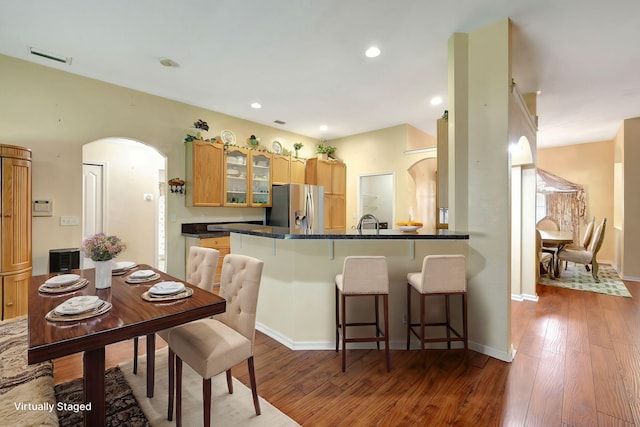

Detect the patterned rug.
[
  {"left": 0, "top": 316, "right": 58, "bottom": 426},
  {"left": 539, "top": 264, "right": 632, "bottom": 297},
  {"left": 54, "top": 367, "right": 149, "bottom": 426}
]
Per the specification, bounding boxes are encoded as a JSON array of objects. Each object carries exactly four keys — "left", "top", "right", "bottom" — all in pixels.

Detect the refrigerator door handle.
[{"left": 306, "top": 188, "right": 314, "bottom": 230}]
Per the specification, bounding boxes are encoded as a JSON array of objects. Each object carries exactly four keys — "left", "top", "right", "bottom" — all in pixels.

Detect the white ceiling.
[{"left": 1, "top": 0, "right": 639, "bottom": 148}]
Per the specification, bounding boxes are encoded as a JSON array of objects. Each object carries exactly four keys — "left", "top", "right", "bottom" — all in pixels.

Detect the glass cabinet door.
[
  {"left": 224, "top": 148, "right": 248, "bottom": 206},
  {"left": 251, "top": 153, "right": 271, "bottom": 206}
]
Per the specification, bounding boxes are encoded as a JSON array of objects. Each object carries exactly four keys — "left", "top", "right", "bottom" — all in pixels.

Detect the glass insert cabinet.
[{"left": 224, "top": 147, "right": 272, "bottom": 207}]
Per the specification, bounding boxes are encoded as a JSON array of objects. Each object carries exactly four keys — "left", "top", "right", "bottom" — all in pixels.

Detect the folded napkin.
[
  {"left": 54, "top": 295, "right": 103, "bottom": 315},
  {"left": 44, "top": 274, "right": 80, "bottom": 288},
  {"left": 128, "top": 269, "right": 156, "bottom": 279},
  {"left": 113, "top": 261, "right": 136, "bottom": 271},
  {"left": 149, "top": 281, "right": 185, "bottom": 295}
]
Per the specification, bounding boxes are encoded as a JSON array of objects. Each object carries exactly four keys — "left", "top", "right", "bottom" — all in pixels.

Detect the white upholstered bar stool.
[
  {"left": 335, "top": 256, "right": 390, "bottom": 372},
  {"left": 406, "top": 255, "right": 467, "bottom": 351}
]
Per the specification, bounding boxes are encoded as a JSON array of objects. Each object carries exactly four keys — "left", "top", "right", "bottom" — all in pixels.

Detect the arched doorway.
[{"left": 82, "top": 138, "right": 167, "bottom": 270}]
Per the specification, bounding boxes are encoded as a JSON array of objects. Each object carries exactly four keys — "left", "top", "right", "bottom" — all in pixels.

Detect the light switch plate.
[{"left": 60, "top": 216, "right": 79, "bottom": 226}]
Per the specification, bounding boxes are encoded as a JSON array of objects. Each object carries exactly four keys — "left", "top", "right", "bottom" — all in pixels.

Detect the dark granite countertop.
[{"left": 200, "top": 223, "right": 469, "bottom": 240}]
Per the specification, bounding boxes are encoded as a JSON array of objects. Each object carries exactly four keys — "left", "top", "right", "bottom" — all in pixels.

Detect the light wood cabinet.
[
  {"left": 290, "top": 158, "right": 306, "bottom": 184},
  {"left": 1, "top": 145, "right": 32, "bottom": 320},
  {"left": 186, "top": 140, "right": 224, "bottom": 206},
  {"left": 224, "top": 147, "right": 272, "bottom": 207},
  {"left": 199, "top": 236, "right": 230, "bottom": 285},
  {"left": 306, "top": 158, "right": 346, "bottom": 232},
  {"left": 272, "top": 155, "right": 290, "bottom": 185}
]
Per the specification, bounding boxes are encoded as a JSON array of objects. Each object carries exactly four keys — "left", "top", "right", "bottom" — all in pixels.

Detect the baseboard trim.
[{"left": 511, "top": 293, "right": 539, "bottom": 302}]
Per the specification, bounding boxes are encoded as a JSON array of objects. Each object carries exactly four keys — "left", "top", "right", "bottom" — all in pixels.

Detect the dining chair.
[
  {"left": 558, "top": 218, "right": 606, "bottom": 281},
  {"left": 536, "top": 230, "right": 554, "bottom": 279},
  {"left": 335, "top": 256, "right": 391, "bottom": 372},
  {"left": 562, "top": 216, "right": 595, "bottom": 270},
  {"left": 406, "top": 255, "right": 467, "bottom": 352},
  {"left": 132, "top": 246, "right": 219, "bottom": 386},
  {"left": 536, "top": 215, "right": 561, "bottom": 255},
  {"left": 167, "top": 254, "right": 264, "bottom": 427}
]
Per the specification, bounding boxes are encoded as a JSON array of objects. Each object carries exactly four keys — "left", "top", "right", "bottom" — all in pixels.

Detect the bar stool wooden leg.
[
  {"left": 341, "top": 293, "right": 347, "bottom": 372},
  {"left": 335, "top": 286, "right": 339, "bottom": 353},
  {"left": 420, "top": 293, "right": 426, "bottom": 351},
  {"left": 375, "top": 295, "right": 381, "bottom": 351},
  {"left": 383, "top": 294, "right": 390, "bottom": 372},
  {"left": 406, "top": 284, "right": 412, "bottom": 350},
  {"left": 445, "top": 295, "right": 451, "bottom": 349}
]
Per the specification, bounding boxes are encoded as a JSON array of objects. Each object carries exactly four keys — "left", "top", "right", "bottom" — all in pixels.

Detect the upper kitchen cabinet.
[
  {"left": 306, "top": 158, "right": 346, "bottom": 231},
  {"left": 186, "top": 140, "right": 224, "bottom": 207},
  {"left": 272, "top": 154, "right": 290, "bottom": 185},
  {"left": 290, "top": 158, "right": 306, "bottom": 184},
  {"left": 224, "top": 147, "right": 272, "bottom": 207},
  {"left": 1, "top": 144, "right": 32, "bottom": 320}
]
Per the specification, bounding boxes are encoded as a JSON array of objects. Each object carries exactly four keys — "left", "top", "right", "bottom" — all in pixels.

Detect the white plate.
[
  {"left": 398, "top": 225, "right": 421, "bottom": 232},
  {"left": 220, "top": 129, "right": 236, "bottom": 145},
  {"left": 55, "top": 295, "right": 102, "bottom": 315},
  {"left": 129, "top": 269, "right": 156, "bottom": 279},
  {"left": 114, "top": 261, "right": 136, "bottom": 270},
  {"left": 44, "top": 274, "right": 80, "bottom": 287},
  {"left": 272, "top": 140, "right": 282, "bottom": 154},
  {"left": 150, "top": 281, "right": 185, "bottom": 295}
]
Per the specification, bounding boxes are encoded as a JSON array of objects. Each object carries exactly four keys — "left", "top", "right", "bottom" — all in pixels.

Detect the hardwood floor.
[{"left": 53, "top": 279, "right": 640, "bottom": 426}]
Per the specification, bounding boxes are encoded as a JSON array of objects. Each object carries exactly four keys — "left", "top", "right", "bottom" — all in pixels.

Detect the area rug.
[
  {"left": 539, "top": 264, "right": 632, "bottom": 297},
  {"left": 0, "top": 316, "right": 59, "bottom": 427},
  {"left": 119, "top": 348, "right": 299, "bottom": 426},
  {"left": 54, "top": 367, "right": 149, "bottom": 426}
]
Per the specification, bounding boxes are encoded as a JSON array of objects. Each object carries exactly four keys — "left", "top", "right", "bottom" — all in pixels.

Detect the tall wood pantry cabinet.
[
  {"left": 305, "top": 158, "right": 346, "bottom": 232},
  {"left": 0, "top": 144, "right": 32, "bottom": 320}
]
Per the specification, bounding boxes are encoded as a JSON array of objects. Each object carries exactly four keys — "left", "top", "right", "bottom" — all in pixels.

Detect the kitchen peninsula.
[{"left": 184, "top": 223, "right": 469, "bottom": 350}]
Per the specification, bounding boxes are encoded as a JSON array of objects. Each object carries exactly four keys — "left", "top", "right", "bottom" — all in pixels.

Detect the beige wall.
[
  {"left": 619, "top": 118, "right": 640, "bottom": 279},
  {"left": 537, "top": 140, "right": 615, "bottom": 262},
  {"left": 330, "top": 124, "right": 437, "bottom": 230},
  {"left": 0, "top": 54, "right": 318, "bottom": 277}
]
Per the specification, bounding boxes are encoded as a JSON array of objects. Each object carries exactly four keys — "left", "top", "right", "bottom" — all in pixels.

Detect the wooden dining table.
[
  {"left": 538, "top": 229, "right": 574, "bottom": 276},
  {"left": 27, "top": 264, "right": 226, "bottom": 427}
]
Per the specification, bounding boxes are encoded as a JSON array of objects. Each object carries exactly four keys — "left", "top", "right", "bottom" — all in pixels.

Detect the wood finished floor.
[{"left": 53, "top": 278, "right": 640, "bottom": 426}]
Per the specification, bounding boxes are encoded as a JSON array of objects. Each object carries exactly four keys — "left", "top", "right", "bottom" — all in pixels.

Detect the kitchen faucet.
[{"left": 357, "top": 213, "right": 380, "bottom": 235}]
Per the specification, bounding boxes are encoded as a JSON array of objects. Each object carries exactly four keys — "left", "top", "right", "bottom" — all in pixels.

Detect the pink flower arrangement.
[{"left": 82, "top": 233, "right": 126, "bottom": 261}]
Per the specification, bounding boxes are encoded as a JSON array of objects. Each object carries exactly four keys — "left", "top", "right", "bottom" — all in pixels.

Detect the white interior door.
[{"left": 82, "top": 162, "right": 105, "bottom": 267}]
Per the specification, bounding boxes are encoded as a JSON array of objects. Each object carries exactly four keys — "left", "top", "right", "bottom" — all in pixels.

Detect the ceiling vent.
[
  {"left": 29, "top": 47, "right": 72, "bottom": 65},
  {"left": 273, "top": 120, "right": 286, "bottom": 125}
]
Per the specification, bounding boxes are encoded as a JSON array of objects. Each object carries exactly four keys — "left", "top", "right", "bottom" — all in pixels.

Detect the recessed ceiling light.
[
  {"left": 159, "top": 58, "right": 179, "bottom": 67},
  {"left": 430, "top": 96, "right": 443, "bottom": 106},
  {"left": 250, "top": 102, "right": 262, "bottom": 109},
  {"left": 365, "top": 46, "right": 381, "bottom": 58},
  {"left": 536, "top": 90, "right": 542, "bottom": 95},
  {"left": 319, "top": 125, "right": 328, "bottom": 131}
]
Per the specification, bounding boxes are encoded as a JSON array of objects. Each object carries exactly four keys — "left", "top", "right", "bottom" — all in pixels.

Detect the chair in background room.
[
  {"left": 536, "top": 215, "right": 561, "bottom": 255},
  {"left": 167, "top": 254, "right": 264, "bottom": 427},
  {"left": 536, "top": 230, "right": 555, "bottom": 279},
  {"left": 558, "top": 218, "right": 607, "bottom": 281},
  {"left": 406, "top": 255, "right": 468, "bottom": 351},
  {"left": 132, "top": 247, "right": 219, "bottom": 394},
  {"left": 562, "top": 216, "right": 595, "bottom": 270},
  {"left": 335, "top": 256, "right": 391, "bottom": 372}
]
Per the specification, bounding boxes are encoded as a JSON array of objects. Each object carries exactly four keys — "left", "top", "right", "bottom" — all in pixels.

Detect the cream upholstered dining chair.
[
  {"left": 132, "top": 246, "right": 219, "bottom": 385},
  {"left": 536, "top": 230, "right": 554, "bottom": 279},
  {"left": 406, "top": 255, "right": 467, "bottom": 351},
  {"left": 536, "top": 216, "right": 561, "bottom": 255},
  {"left": 562, "top": 216, "right": 595, "bottom": 270},
  {"left": 558, "top": 218, "right": 607, "bottom": 281},
  {"left": 335, "top": 256, "right": 391, "bottom": 373},
  {"left": 167, "top": 254, "right": 264, "bottom": 427}
]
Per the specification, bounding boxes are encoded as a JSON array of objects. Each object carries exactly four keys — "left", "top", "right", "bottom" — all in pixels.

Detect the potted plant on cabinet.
[
  {"left": 316, "top": 142, "right": 336, "bottom": 160},
  {"left": 293, "top": 142, "right": 303, "bottom": 158}
]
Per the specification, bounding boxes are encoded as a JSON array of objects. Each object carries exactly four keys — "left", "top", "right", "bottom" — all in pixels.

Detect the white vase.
[{"left": 94, "top": 260, "right": 113, "bottom": 289}]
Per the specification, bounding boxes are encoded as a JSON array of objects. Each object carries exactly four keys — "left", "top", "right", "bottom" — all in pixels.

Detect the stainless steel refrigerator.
[{"left": 267, "top": 184, "right": 324, "bottom": 232}]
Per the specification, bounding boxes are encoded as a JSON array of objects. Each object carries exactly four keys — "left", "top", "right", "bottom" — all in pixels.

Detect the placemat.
[
  {"left": 45, "top": 301, "right": 112, "bottom": 322},
  {"left": 141, "top": 288, "right": 193, "bottom": 302},
  {"left": 38, "top": 278, "right": 90, "bottom": 294}
]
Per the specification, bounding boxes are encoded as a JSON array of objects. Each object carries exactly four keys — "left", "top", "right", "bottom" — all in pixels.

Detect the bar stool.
[
  {"left": 335, "top": 256, "right": 390, "bottom": 372},
  {"left": 406, "top": 255, "right": 467, "bottom": 351}
]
